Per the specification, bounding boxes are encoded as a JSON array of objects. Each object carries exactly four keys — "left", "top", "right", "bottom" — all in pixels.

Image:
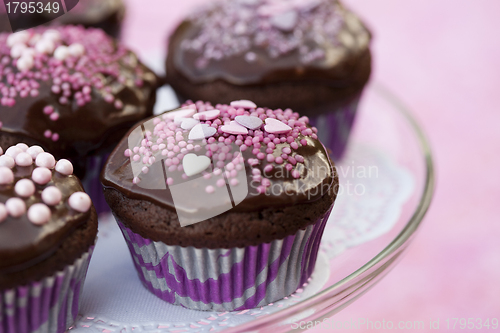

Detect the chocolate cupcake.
[
  {"left": 0, "top": 143, "right": 97, "bottom": 333},
  {"left": 48, "top": 0, "right": 126, "bottom": 39},
  {"left": 0, "top": 0, "right": 125, "bottom": 38},
  {"left": 102, "top": 99, "right": 337, "bottom": 311},
  {"left": 166, "top": 0, "right": 371, "bottom": 159},
  {"left": 0, "top": 26, "right": 158, "bottom": 214}
]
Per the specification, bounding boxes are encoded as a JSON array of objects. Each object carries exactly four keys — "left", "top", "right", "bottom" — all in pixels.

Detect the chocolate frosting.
[
  {"left": 102, "top": 101, "right": 335, "bottom": 225},
  {"left": 169, "top": 0, "right": 371, "bottom": 87},
  {"left": 0, "top": 26, "right": 157, "bottom": 162},
  {"left": 0, "top": 155, "right": 92, "bottom": 274}
]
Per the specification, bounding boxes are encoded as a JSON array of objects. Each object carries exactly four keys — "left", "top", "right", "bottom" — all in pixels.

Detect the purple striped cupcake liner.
[
  {"left": 309, "top": 94, "right": 361, "bottom": 160},
  {"left": 0, "top": 246, "right": 94, "bottom": 333},
  {"left": 117, "top": 207, "right": 332, "bottom": 312},
  {"left": 81, "top": 154, "right": 110, "bottom": 216}
]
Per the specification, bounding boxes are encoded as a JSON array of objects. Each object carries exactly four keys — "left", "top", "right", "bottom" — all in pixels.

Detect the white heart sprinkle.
[
  {"left": 180, "top": 118, "right": 200, "bottom": 130},
  {"left": 182, "top": 154, "right": 211, "bottom": 177},
  {"left": 235, "top": 115, "right": 263, "bottom": 130},
  {"left": 270, "top": 10, "right": 298, "bottom": 31},
  {"left": 188, "top": 124, "right": 217, "bottom": 140}
]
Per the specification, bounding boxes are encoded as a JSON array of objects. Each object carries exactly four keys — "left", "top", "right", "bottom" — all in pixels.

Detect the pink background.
[{"left": 121, "top": 0, "right": 500, "bottom": 331}]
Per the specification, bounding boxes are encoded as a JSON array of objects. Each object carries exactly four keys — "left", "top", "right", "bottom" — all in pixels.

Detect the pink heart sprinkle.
[
  {"left": 193, "top": 109, "right": 220, "bottom": 121},
  {"left": 230, "top": 100, "right": 257, "bottom": 109},
  {"left": 235, "top": 115, "right": 263, "bottom": 130},
  {"left": 163, "top": 108, "right": 196, "bottom": 120},
  {"left": 264, "top": 118, "right": 292, "bottom": 134},
  {"left": 220, "top": 121, "right": 249, "bottom": 135}
]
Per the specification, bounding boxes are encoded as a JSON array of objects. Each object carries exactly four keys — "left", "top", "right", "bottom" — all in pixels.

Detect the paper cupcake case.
[
  {"left": 81, "top": 154, "right": 110, "bottom": 216},
  {"left": 309, "top": 94, "right": 361, "bottom": 160},
  {"left": 0, "top": 246, "right": 95, "bottom": 333},
  {"left": 117, "top": 207, "right": 332, "bottom": 312}
]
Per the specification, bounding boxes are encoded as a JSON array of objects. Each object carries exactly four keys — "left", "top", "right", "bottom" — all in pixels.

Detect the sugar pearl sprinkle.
[
  {"left": 0, "top": 26, "right": 144, "bottom": 142},
  {"left": 127, "top": 100, "right": 317, "bottom": 194},
  {"left": 0, "top": 144, "right": 89, "bottom": 224},
  {"left": 180, "top": 0, "right": 367, "bottom": 67}
]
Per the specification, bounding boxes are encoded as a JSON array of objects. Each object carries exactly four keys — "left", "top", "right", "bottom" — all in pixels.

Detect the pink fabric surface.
[{"left": 120, "top": 0, "right": 500, "bottom": 330}]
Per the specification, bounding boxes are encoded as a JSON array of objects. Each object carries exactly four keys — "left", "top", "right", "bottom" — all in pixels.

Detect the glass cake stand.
[{"left": 71, "top": 82, "right": 435, "bottom": 333}]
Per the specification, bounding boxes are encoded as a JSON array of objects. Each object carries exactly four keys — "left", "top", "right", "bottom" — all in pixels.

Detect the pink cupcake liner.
[
  {"left": 0, "top": 246, "right": 94, "bottom": 333},
  {"left": 117, "top": 206, "right": 332, "bottom": 312}
]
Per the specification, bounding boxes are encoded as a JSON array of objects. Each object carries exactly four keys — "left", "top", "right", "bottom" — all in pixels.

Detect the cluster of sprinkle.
[
  {"left": 125, "top": 99, "right": 318, "bottom": 194},
  {"left": 0, "top": 143, "right": 92, "bottom": 225},
  {"left": 181, "top": 0, "right": 347, "bottom": 67},
  {"left": 0, "top": 26, "right": 144, "bottom": 141}
]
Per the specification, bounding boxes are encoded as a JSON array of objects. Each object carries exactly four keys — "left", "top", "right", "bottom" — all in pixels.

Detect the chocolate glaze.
[
  {"left": 0, "top": 163, "right": 92, "bottom": 274},
  {"left": 167, "top": 0, "right": 371, "bottom": 88},
  {"left": 0, "top": 26, "right": 158, "bottom": 165},
  {"left": 101, "top": 103, "right": 335, "bottom": 224}
]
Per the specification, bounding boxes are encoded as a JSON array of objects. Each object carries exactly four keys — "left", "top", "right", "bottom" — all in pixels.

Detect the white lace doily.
[{"left": 68, "top": 140, "right": 414, "bottom": 333}]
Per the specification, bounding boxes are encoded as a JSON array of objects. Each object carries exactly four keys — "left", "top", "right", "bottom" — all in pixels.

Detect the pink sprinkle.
[
  {"left": 15, "top": 179, "right": 35, "bottom": 197},
  {"left": 14, "top": 151, "right": 33, "bottom": 167},
  {"left": 68, "top": 192, "right": 92, "bottom": 213},
  {"left": 282, "top": 147, "right": 291, "bottom": 154},
  {"left": 55, "top": 159, "right": 73, "bottom": 175},
  {"left": 36, "top": 152, "right": 56, "bottom": 169},
  {"left": 16, "top": 143, "right": 29, "bottom": 152},
  {"left": 267, "top": 154, "right": 275, "bottom": 162},
  {"left": 205, "top": 185, "right": 215, "bottom": 193},
  {"left": 49, "top": 112, "right": 60, "bottom": 121},
  {"left": 300, "top": 139, "right": 308, "bottom": 146},
  {"left": 42, "top": 186, "right": 62, "bottom": 206},
  {"left": 133, "top": 177, "right": 141, "bottom": 184},
  {"left": 124, "top": 149, "right": 132, "bottom": 157},
  {"left": 27, "top": 203, "right": 51, "bottom": 225},
  {"left": 5, "top": 146, "right": 22, "bottom": 159},
  {"left": 167, "top": 177, "right": 174, "bottom": 185},
  {"left": 6, "top": 198, "right": 26, "bottom": 217},
  {"left": 230, "top": 178, "right": 239, "bottom": 186},
  {"left": 257, "top": 152, "right": 265, "bottom": 160},
  {"left": 291, "top": 142, "right": 299, "bottom": 150},
  {"left": 32, "top": 167, "right": 52, "bottom": 184},
  {"left": 216, "top": 178, "right": 226, "bottom": 187},
  {"left": 0, "top": 156, "right": 15, "bottom": 168},
  {"left": 261, "top": 178, "right": 271, "bottom": 187},
  {"left": 0, "top": 167, "right": 14, "bottom": 184},
  {"left": 264, "top": 164, "right": 274, "bottom": 174},
  {"left": 275, "top": 156, "right": 284, "bottom": 164},
  {"left": 26, "top": 146, "right": 43, "bottom": 160},
  {"left": 51, "top": 133, "right": 59, "bottom": 141}
]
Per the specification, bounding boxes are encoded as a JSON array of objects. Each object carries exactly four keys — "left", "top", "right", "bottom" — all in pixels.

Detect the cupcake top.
[
  {"left": 169, "top": 0, "right": 371, "bottom": 85},
  {"left": 102, "top": 99, "right": 335, "bottom": 227},
  {"left": 0, "top": 143, "right": 93, "bottom": 274},
  {"left": 0, "top": 25, "right": 157, "bottom": 159}
]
